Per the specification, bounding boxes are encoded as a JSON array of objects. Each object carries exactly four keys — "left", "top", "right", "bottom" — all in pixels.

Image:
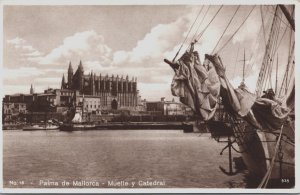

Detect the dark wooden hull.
[
  {"left": 59, "top": 123, "right": 96, "bottom": 131},
  {"left": 203, "top": 120, "right": 294, "bottom": 181}
]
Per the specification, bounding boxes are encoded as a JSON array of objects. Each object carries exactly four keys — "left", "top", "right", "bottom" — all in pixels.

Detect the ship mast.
[
  {"left": 279, "top": 5, "right": 295, "bottom": 31},
  {"left": 278, "top": 5, "right": 295, "bottom": 97},
  {"left": 238, "top": 48, "right": 247, "bottom": 89},
  {"left": 255, "top": 5, "right": 282, "bottom": 96}
]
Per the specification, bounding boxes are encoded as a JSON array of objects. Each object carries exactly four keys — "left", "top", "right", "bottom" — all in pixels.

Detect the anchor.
[{"left": 219, "top": 136, "right": 238, "bottom": 176}]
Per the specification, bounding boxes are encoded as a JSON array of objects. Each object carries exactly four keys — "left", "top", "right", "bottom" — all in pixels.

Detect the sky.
[{"left": 3, "top": 4, "right": 294, "bottom": 101}]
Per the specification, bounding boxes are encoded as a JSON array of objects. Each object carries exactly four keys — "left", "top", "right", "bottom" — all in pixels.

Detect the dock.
[{"left": 94, "top": 122, "right": 185, "bottom": 130}]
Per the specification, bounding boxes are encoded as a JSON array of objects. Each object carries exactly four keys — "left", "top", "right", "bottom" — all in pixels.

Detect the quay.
[
  {"left": 94, "top": 122, "right": 184, "bottom": 130},
  {"left": 3, "top": 122, "right": 197, "bottom": 132}
]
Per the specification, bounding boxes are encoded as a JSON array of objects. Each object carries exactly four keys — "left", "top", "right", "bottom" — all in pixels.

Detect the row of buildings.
[{"left": 3, "top": 61, "right": 192, "bottom": 123}]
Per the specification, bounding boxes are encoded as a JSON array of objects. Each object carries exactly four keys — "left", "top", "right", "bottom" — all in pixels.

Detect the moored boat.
[
  {"left": 23, "top": 123, "right": 59, "bottom": 131},
  {"left": 59, "top": 123, "right": 96, "bottom": 131},
  {"left": 59, "top": 94, "right": 96, "bottom": 131}
]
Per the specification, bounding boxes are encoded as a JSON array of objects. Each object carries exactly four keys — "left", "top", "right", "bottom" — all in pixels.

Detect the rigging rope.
[
  {"left": 273, "top": 21, "right": 288, "bottom": 55},
  {"left": 287, "top": 54, "right": 295, "bottom": 89},
  {"left": 257, "top": 5, "right": 281, "bottom": 96},
  {"left": 271, "top": 6, "right": 294, "bottom": 71},
  {"left": 262, "top": 18, "right": 279, "bottom": 92},
  {"left": 190, "top": 5, "right": 210, "bottom": 43},
  {"left": 212, "top": 5, "right": 241, "bottom": 53},
  {"left": 266, "top": 11, "right": 282, "bottom": 90},
  {"left": 260, "top": 5, "right": 267, "bottom": 47},
  {"left": 266, "top": 5, "right": 293, "bottom": 30},
  {"left": 285, "top": 31, "right": 294, "bottom": 93},
  {"left": 278, "top": 7, "right": 294, "bottom": 97},
  {"left": 195, "top": 5, "right": 224, "bottom": 41},
  {"left": 245, "top": 19, "right": 265, "bottom": 77},
  {"left": 232, "top": 44, "right": 240, "bottom": 78},
  {"left": 248, "top": 5, "right": 273, "bottom": 79},
  {"left": 244, "top": 9, "right": 269, "bottom": 78},
  {"left": 279, "top": 41, "right": 294, "bottom": 96},
  {"left": 172, "top": 6, "right": 204, "bottom": 62},
  {"left": 216, "top": 6, "right": 256, "bottom": 53}
]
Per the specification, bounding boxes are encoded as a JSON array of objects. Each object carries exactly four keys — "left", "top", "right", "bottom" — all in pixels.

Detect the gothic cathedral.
[{"left": 61, "top": 61, "right": 139, "bottom": 110}]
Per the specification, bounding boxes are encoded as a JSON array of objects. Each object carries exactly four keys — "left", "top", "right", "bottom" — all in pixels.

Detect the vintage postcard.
[{"left": 0, "top": 0, "right": 298, "bottom": 193}]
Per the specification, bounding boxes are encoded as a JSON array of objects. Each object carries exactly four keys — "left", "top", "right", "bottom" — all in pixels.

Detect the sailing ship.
[
  {"left": 23, "top": 122, "right": 59, "bottom": 131},
  {"left": 165, "top": 5, "right": 295, "bottom": 187},
  {"left": 59, "top": 93, "right": 96, "bottom": 131}
]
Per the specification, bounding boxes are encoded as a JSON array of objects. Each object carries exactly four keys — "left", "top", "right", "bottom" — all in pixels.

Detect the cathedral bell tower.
[
  {"left": 68, "top": 61, "right": 73, "bottom": 89},
  {"left": 78, "top": 60, "right": 84, "bottom": 92}
]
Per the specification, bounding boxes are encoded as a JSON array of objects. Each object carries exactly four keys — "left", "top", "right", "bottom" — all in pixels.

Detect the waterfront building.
[
  {"left": 3, "top": 102, "right": 27, "bottom": 115},
  {"left": 2, "top": 102, "right": 27, "bottom": 123},
  {"left": 74, "top": 93, "right": 101, "bottom": 114},
  {"left": 146, "top": 97, "right": 192, "bottom": 116}
]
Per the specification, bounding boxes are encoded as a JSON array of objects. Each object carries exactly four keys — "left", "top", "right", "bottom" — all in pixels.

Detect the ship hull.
[
  {"left": 203, "top": 120, "right": 294, "bottom": 182},
  {"left": 238, "top": 125, "right": 294, "bottom": 180},
  {"left": 23, "top": 125, "right": 59, "bottom": 131},
  {"left": 59, "top": 123, "right": 96, "bottom": 131}
]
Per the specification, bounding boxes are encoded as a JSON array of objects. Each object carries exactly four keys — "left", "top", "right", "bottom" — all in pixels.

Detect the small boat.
[
  {"left": 23, "top": 123, "right": 59, "bottom": 131},
  {"left": 59, "top": 123, "right": 95, "bottom": 131}
]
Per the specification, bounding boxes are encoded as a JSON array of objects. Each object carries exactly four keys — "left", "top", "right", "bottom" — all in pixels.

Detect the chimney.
[{"left": 161, "top": 97, "right": 165, "bottom": 102}]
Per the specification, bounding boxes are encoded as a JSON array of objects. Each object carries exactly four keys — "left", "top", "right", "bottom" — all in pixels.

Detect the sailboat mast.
[
  {"left": 256, "top": 5, "right": 281, "bottom": 96},
  {"left": 279, "top": 5, "right": 295, "bottom": 31}
]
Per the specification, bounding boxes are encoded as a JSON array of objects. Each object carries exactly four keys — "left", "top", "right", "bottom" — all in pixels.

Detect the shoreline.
[{"left": 3, "top": 121, "right": 200, "bottom": 132}]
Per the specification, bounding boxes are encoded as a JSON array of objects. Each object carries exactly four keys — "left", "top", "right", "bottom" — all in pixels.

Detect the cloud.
[
  {"left": 23, "top": 50, "right": 44, "bottom": 57},
  {"left": 35, "top": 77, "right": 62, "bottom": 84},
  {"left": 3, "top": 67, "right": 43, "bottom": 80},
  {"left": 110, "top": 8, "right": 196, "bottom": 97},
  {"left": 4, "top": 31, "right": 115, "bottom": 95},
  {"left": 4, "top": 6, "right": 289, "bottom": 100},
  {"left": 138, "top": 83, "right": 174, "bottom": 101},
  {"left": 230, "top": 7, "right": 261, "bottom": 45},
  {"left": 229, "top": 73, "right": 259, "bottom": 93},
  {"left": 6, "top": 37, "right": 44, "bottom": 63},
  {"left": 7, "top": 37, "right": 26, "bottom": 46},
  {"left": 39, "top": 30, "right": 112, "bottom": 65},
  {"left": 84, "top": 60, "right": 113, "bottom": 73},
  {"left": 112, "top": 15, "right": 190, "bottom": 66}
]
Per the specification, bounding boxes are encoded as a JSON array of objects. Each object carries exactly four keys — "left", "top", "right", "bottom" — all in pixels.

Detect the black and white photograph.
[{"left": 1, "top": 0, "right": 297, "bottom": 192}]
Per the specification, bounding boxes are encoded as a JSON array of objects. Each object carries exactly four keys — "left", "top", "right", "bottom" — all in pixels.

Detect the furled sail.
[
  {"left": 171, "top": 46, "right": 221, "bottom": 121},
  {"left": 204, "top": 53, "right": 290, "bottom": 132},
  {"left": 170, "top": 48, "right": 290, "bottom": 132}
]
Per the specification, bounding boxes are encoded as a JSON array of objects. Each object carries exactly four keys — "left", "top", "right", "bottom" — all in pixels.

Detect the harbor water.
[{"left": 3, "top": 130, "right": 249, "bottom": 188}]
